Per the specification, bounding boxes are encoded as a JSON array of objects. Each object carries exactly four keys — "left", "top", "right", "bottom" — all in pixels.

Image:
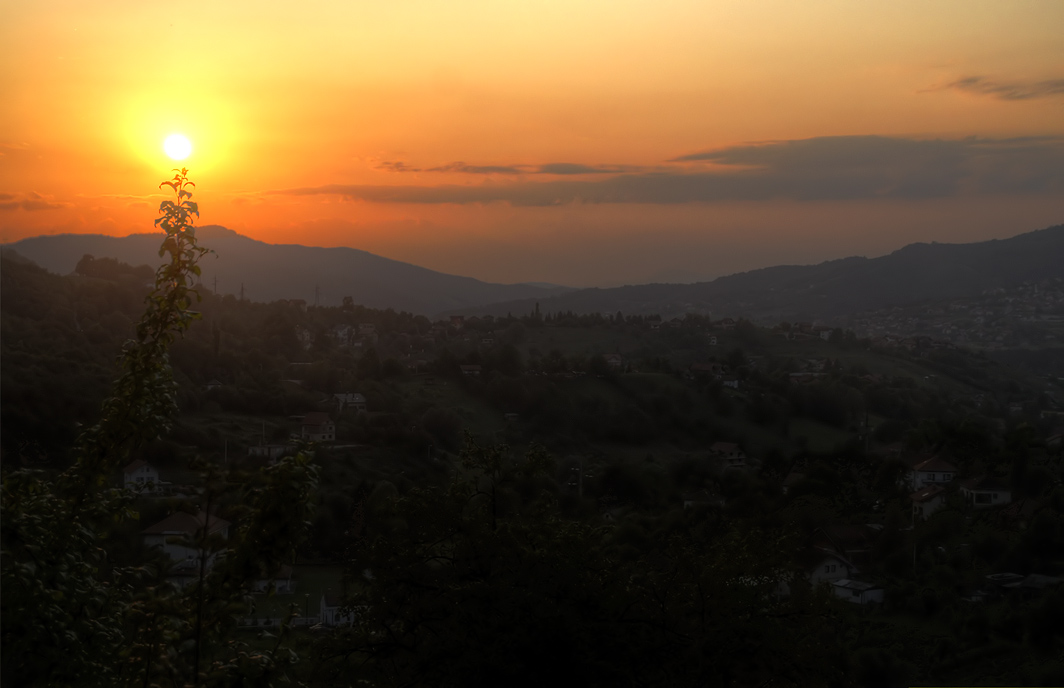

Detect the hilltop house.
[
  {"left": 300, "top": 412, "right": 335, "bottom": 442},
  {"left": 123, "top": 459, "right": 161, "bottom": 492},
  {"left": 320, "top": 593, "right": 356, "bottom": 627},
  {"left": 710, "top": 442, "right": 747, "bottom": 470},
  {"left": 909, "top": 455, "right": 958, "bottom": 490},
  {"left": 910, "top": 484, "right": 947, "bottom": 520},
  {"left": 142, "top": 510, "right": 230, "bottom": 567},
  {"left": 961, "top": 476, "right": 1012, "bottom": 508},
  {"left": 334, "top": 392, "right": 368, "bottom": 413}
]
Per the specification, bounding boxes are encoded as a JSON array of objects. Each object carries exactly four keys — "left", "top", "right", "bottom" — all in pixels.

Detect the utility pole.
[
  {"left": 315, "top": 284, "right": 320, "bottom": 307},
  {"left": 213, "top": 275, "right": 218, "bottom": 294},
  {"left": 240, "top": 283, "right": 245, "bottom": 302}
]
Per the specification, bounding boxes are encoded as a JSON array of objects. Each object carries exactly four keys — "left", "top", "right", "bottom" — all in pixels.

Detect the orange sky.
[{"left": 2, "top": 0, "right": 1063, "bottom": 286}]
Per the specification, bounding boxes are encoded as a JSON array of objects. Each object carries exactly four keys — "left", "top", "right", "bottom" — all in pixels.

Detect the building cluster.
[{"left": 844, "top": 280, "right": 1064, "bottom": 351}]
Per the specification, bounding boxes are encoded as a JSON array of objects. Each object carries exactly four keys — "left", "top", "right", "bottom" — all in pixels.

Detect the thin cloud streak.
[
  {"left": 277, "top": 136, "right": 1064, "bottom": 206},
  {"left": 377, "top": 161, "right": 644, "bottom": 175},
  {"left": 942, "top": 76, "right": 1064, "bottom": 101}
]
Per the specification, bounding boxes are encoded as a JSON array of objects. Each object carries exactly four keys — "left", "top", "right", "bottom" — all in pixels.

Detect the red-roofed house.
[
  {"left": 910, "top": 484, "right": 947, "bottom": 520},
  {"left": 909, "top": 455, "right": 958, "bottom": 490},
  {"left": 300, "top": 412, "right": 335, "bottom": 442}
]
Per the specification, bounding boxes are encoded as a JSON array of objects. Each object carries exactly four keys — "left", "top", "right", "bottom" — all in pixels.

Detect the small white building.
[
  {"left": 961, "top": 476, "right": 1012, "bottom": 508},
  {"left": 909, "top": 456, "right": 958, "bottom": 490},
  {"left": 710, "top": 442, "right": 747, "bottom": 470},
  {"left": 123, "top": 459, "right": 161, "bottom": 492},
  {"left": 831, "top": 579, "right": 884, "bottom": 605},
  {"left": 910, "top": 484, "right": 947, "bottom": 520},
  {"left": 807, "top": 550, "right": 857, "bottom": 585},
  {"left": 320, "top": 593, "right": 356, "bottom": 627},
  {"left": 300, "top": 412, "right": 335, "bottom": 442},
  {"left": 334, "top": 392, "right": 368, "bottom": 413}
]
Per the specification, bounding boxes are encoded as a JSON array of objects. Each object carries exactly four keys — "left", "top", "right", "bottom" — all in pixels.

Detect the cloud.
[
  {"left": 535, "top": 163, "right": 637, "bottom": 175},
  {"left": 942, "top": 76, "right": 1064, "bottom": 101},
  {"left": 0, "top": 191, "right": 70, "bottom": 211},
  {"left": 428, "top": 162, "right": 524, "bottom": 175},
  {"left": 379, "top": 160, "right": 643, "bottom": 175},
  {"left": 275, "top": 136, "right": 1064, "bottom": 206}
]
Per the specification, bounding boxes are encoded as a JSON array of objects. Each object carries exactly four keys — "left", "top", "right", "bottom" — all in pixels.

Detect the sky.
[{"left": 2, "top": 0, "right": 1063, "bottom": 287}]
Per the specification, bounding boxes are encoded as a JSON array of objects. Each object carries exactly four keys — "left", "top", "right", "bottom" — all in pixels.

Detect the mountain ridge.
[
  {"left": 6, "top": 224, "right": 1062, "bottom": 321},
  {"left": 448, "top": 224, "right": 1064, "bottom": 321},
  {"left": 4, "top": 226, "right": 573, "bottom": 316}
]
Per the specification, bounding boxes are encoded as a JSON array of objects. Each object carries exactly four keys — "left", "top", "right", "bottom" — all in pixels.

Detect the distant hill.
[
  {"left": 4, "top": 226, "right": 572, "bottom": 316},
  {"left": 455, "top": 225, "right": 1064, "bottom": 322}
]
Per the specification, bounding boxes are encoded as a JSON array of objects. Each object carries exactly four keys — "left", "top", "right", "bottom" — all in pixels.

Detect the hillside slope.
[{"left": 5, "top": 226, "right": 571, "bottom": 315}]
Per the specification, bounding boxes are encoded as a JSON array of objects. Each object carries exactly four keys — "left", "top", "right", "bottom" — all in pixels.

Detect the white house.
[
  {"left": 961, "top": 476, "right": 1012, "bottom": 508},
  {"left": 807, "top": 550, "right": 857, "bottom": 585},
  {"left": 831, "top": 579, "right": 884, "bottom": 605},
  {"left": 300, "top": 412, "right": 335, "bottom": 442},
  {"left": 320, "top": 593, "right": 356, "bottom": 627},
  {"left": 142, "top": 510, "right": 231, "bottom": 565},
  {"left": 909, "top": 456, "right": 958, "bottom": 490},
  {"left": 123, "top": 459, "right": 161, "bottom": 492},
  {"left": 710, "top": 442, "right": 747, "bottom": 470},
  {"left": 334, "top": 392, "right": 368, "bottom": 413},
  {"left": 910, "top": 484, "right": 947, "bottom": 520}
]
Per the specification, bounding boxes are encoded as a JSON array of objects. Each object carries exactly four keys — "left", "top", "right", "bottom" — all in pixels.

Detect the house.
[
  {"left": 320, "top": 593, "right": 356, "bottom": 627},
  {"left": 805, "top": 549, "right": 857, "bottom": 585},
  {"left": 142, "top": 510, "right": 230, "bottom": 565},
  {"left": 357, "top": 323, "right": 376, "bottom": 336},
  {"left": 254, "top": 565, "right": 294, "bottom": 594},
  {"left": 334, "top": 392, "right": 368, "bottom": 413},
  {"left": 721, "top": 376, "right": 740, "bottom": 389},
  {"left": 459, "top": 364, "right": 482, "bottom": 377},
  {"left": 961, "top": 476, "right": 1012, "bottom": 508},
  {"left": 123, "top": 459, "right": 161, "bottom": 492},
  {"left": 831, "top": 579, "right": 884, "bottom": 605},
  {"left": 449, "top": 315, "right": 465, "bottom": 328},
  {"left": 603, "top": 353, "right": 625, "bottom": 370},
  {"left": 205, "top": 379, "right": 223, "bottom": 391},
  {"left": 909, "top": 455, "right": 958, "bottom": 490},
  {"left": 910, "top": 484, "right": 947, "bottom": 520},
  {"left": 300, "top": 412, "right": 335, "bottom": 442},
  {"left": 710, "top": 442, "right": 747, "bottom": 469}
]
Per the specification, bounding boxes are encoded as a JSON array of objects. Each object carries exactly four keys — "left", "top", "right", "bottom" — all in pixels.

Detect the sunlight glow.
[{"left": 164, "top": 134, "right": 192, "bottom": 160}]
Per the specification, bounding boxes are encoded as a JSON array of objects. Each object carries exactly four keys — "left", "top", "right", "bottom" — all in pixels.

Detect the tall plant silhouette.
[{"left": 2, "top": 169, "right": 317, "bottom": 687}]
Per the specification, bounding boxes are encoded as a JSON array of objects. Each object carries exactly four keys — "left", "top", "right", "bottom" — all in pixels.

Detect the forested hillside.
[{"left": 3, "top": 251, "right": 1064, "bottom": 686}]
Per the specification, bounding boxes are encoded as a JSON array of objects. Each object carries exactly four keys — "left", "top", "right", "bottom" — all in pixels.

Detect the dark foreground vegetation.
[{"left": 3, "top": 205, "right": 1064, "bottom": 685}]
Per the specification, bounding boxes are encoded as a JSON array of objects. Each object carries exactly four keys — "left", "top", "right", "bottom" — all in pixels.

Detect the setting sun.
[{"left": 163, "top": 134, "right": 192, "bottom": 161}]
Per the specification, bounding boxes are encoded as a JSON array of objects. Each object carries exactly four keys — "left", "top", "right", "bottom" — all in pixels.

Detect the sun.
[{"left": 163, "top": 133, "right": 192, "bottom": 160}]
